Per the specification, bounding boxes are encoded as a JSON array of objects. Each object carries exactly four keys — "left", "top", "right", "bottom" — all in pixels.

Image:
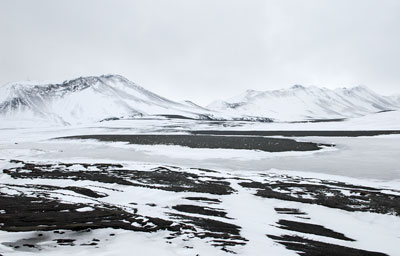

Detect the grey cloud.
[{"left": 0, "top": 0, "right": 399, "bottom": 105}]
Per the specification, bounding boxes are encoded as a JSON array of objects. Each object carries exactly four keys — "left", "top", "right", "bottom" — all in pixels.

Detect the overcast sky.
[{"left": 1, "top": 0, "right": 399, "bottom": 104}]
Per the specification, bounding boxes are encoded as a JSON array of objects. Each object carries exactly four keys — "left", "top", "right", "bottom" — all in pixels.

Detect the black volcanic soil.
[
  {"left": 172, "top": 204, "right": 230, "bottom": 218},
  {"left": 190, "top": 130, "right": 400, "bottom": 137},
  {"left": 0, "top": 192, "right": 176, "bottom": 233},
  {"left": 2, "top": 160, "right": 399, "bottom": 255},
  {"left": 276, "top": 219, "right": 355, "bottom": 241},
  {"left": 57, "top": 134, "right": 331, "bottom": 152},
  {"left": 267, "top": 235, "right": 388, "bottom": 256},
  {"left": 4, "top": 161, "right": 234, "bottom": 195},
  {"left": 239, "top": 179, "right": 400, "bottom": 216},
  {"left": 1, "top": 161, "right": 245, "bottom": 252}
]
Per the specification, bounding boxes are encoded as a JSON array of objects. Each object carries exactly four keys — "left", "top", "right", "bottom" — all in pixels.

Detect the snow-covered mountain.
[
  {"left": 0, "top": 75, "right": 215, "bottom": 125},
  {"left": 180, "top": 100, "right": 211, "bottom": 111},
  {"left": 390, "top": 94, "right": 400, "bottom": 105},
  {"left": 2, "top": 76, "right": 399, "bottom": 126},
  {"left": 208, "top": 85, "right": 400, "bottom": 121}
]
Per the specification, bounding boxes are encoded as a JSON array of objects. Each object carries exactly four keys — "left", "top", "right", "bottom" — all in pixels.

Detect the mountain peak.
[
  {"left": 290, "top": 84, "right": 306, "bottom": 90},
  {"left": 335, "top": 85, "right": 370, "bottom": 91},
  {"left": 0, "top": 75, "right": 213, "bottom": 125},
  {"left": 245, "top": 89, "right": 259, "bottom": 94},
  {"left": 62, "top": 74, "right": 130, "bottom": 87},
  {"left": 350, "top": 85, "right": 371, "bottom": 92}
]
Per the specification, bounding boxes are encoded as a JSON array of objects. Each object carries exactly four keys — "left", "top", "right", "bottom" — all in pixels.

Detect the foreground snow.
[{"left": 0, "top": 160, "right": 399, "bottom": 256}]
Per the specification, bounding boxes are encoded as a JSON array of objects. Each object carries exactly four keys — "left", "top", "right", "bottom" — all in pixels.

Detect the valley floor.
[{"left": 0, "top": 118, "right": 399, "bottom": 255}]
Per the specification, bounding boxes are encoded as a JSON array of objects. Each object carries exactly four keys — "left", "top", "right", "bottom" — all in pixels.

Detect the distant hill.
[{"left": 208, "top": 85, "right": 400, "bottom": 121}]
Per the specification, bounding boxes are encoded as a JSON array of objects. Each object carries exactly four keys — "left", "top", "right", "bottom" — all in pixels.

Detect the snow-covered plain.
[
  {"left": 1, "top": 114, "right": 400, "bottom": 180},
  {"left": 0, "top": 116, "right": 400, "bottom": 255}
]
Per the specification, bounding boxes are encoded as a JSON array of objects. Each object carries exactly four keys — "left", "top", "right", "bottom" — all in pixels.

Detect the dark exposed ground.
[
  {"left": 239, "top": 179, "right": 400, "bottom": 216},
  {"left": 1, "top": 160, "right": 398, "bottom": 255},
  {"left": 190, "top": 130, "right": 400, "bottom": 137},
  {"left": 4, "top": 160, "right": 234, "bottom": 195},
  {"left": 270, "top": 207, "right": 388, "bottom": 255},
  {"left": 168, "top": 213, "right": 247, "bottom": 253},
  {"left": 267, "top": 235, "right": 387, "bottom": 256},
  {"left": 275, "top": 208, "right": 307, "bottom": 215},
  {"left": 172, "top": 204, "right": 230, "bottom": 218},
  {"left": 0, "top": 192, "right": 176, "bottom": 233},
  {"left": 289, "top": 118, "right": 347, "bottom": 123},
  {"left": 184, "top": 197, "right": 222, "bottom": 203},
  {"left": 56, "top": 134, "right": 332, "bottom": 152},
  {"left": 157, "top": 114, "right": 195, "bottom": 120},
  {"left": 0, "top": 161, "right": 245, "bottom": 252},
  {"left": 276, "top": 219, "right": 354, "bottom": 241}
]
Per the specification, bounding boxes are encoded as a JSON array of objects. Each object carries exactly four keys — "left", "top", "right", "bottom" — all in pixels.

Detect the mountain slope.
[
  {"left": 0, "top": 75, "right": 213, "bottom": 125},
  {"left": 390, "top": 94, "right": 400, "bottom": 105},
  {"left": 208, "top": 85, "right": 400, "bottom": 121}
]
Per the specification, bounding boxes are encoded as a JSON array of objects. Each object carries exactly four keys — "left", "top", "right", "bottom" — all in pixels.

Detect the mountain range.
[
  {"left": 209, "top": 85, "right": 400, "bottom": 121},
  {"left": 0, "top": 75, "right": 399, "bottom": 126}
]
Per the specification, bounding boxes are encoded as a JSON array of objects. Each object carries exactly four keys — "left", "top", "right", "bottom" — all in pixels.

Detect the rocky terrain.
[{"left": 1, "top": 158, "right": 399, "bottom": 255}]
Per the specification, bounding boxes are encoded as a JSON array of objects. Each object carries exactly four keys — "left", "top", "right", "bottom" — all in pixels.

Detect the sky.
[{"left": 1, "top": 0, "right": 400, "bottom": 105}]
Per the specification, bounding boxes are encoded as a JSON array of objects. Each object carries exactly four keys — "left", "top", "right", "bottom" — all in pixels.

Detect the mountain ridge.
[
  {"left": 1, "top": 75, "right": 400, "bottom": 126},
  {"left": 0, "top": 74, "right": 216, "bottom": 125},
  {"left": 207, "top": 85, "right": 400, "bottom": 121}
]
